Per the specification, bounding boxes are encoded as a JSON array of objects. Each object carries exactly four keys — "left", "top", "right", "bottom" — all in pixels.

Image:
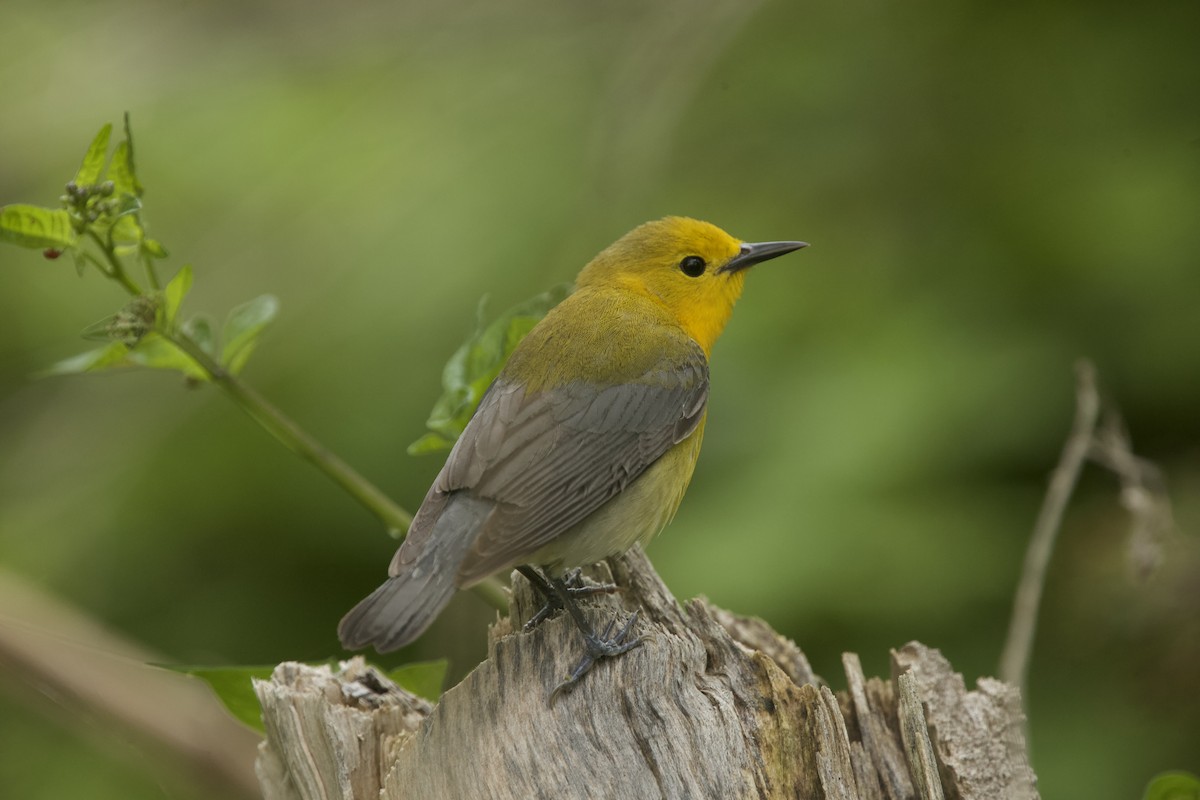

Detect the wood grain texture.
[{"left": 255, "top": 548, "right": 1038, "bottom": 800}]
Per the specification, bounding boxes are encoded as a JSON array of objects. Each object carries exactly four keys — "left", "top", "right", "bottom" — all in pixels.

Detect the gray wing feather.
[{"left": 442, "top": 349, "right": 708, "bottom": 584}]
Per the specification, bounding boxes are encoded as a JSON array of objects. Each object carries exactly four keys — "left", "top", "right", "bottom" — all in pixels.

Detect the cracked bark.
[{"left": 255, "top": 547, "right": 1039, "bottom": 799}]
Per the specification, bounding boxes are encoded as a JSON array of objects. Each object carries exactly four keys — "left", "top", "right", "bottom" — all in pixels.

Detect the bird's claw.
[
  {"left": 522, "top": 568, "right": 621, "bottom": 633},
  {"left": 550, "top": 610, "right": 642, "bottom": 702}
]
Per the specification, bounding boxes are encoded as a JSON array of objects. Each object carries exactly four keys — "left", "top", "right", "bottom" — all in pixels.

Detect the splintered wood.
[{"left": 255, "top": 548, "right": 1038, "bottom": 800}]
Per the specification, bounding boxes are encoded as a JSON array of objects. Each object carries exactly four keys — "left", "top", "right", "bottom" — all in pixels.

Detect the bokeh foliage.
[{"left": 1, "top": 0, "right": 1198, "bottom": 797}]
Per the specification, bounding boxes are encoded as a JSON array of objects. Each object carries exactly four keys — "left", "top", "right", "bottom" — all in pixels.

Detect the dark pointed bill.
[{"left": 718, "top": 240, "right": 809, "bottom": 274}]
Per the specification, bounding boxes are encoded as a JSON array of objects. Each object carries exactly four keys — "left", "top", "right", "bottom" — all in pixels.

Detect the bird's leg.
[
  {"left": 518, "top": 566, "right": 562, "bottom": 629},
  {"left": 547, "top": 574, "right": 642, "bottom": 701},
  {"left": 516, "top": 565, "right": 619, "bottom": 632}
]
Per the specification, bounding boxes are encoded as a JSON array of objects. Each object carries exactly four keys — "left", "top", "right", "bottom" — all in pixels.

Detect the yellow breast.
[{"left": 528, "top": 415, "right": 707, "bottom": 572}]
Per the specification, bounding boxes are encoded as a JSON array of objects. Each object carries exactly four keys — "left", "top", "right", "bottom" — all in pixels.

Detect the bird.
[{"left": 339, "top": 216, "right": 807, "bottom": 694}]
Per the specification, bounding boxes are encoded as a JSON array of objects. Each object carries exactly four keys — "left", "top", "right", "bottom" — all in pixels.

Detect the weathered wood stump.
[{"left": 255, "top": 548, "right": 1038, "bottom": 799}]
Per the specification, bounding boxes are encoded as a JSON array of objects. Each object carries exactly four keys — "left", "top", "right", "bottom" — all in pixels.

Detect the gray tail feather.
[
  {"left": 338, "top": 493, "right": 491, "bottom": 653},
  {"left": 337, "top": 571, "right": 456, "bottom": 652}
]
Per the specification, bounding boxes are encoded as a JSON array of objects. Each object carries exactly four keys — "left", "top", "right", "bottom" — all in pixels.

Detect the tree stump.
[{"left": 254, "top": 548, "right": 1038, "bottom": 799}]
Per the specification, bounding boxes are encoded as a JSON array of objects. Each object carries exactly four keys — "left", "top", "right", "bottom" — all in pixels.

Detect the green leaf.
[
  {"left": 107, "top": 194, "right": 145, "bottom": 254},
  {"left": 121, "top": 112, "right": 144, "bottom": 196},
  {"left": 407, "top": 283, "right": 571, "bottom": 455},
  {"left": 407, "top": 431, "right": 456, "bottom": 456},
  {"left": 43, "top": 324, "right": 207, "bottom": 381},
  {"left": 126, "top": 332, "right": 209, "bottom": 380},
  {"left": 386, "top": 659, "right": 448, "bottom": 701},
  {"left": 109, "top": 116, "right": 144, "bottom": 200},
  {"left": 183, "top": 314, "right": 216, "bottom": 356},
  {"left": 1144, "top": 772, "right": 1200, "bottom": 800},
  {"left": 74, "top": 123, "right": 113, "bottom": 187},
  {"left": 161, "top": 665, "right": 274, "bottom": 734},
  {"left": 111, "top": 214, "right": 144, "bottom": 248},
  {"left": 221, "top": 294, "right": 279, "bottom": 375},
  {"left": 162, "top": 265, "right": 194, "bottom": 324},
  {"left": 109, "top": 141, "right": 137, "bottom": 200},
  {"left": 112, "top": 193, "right": 142, "bottom": 219},
  {"left": 143, "top": 238, "right": 168, "bottom": 258},
  {"left": 40, "top": 342, "right": 131, "bottom": 377},
  {"left": 0, "top": 205, "right": 77, "bottom": 250}
]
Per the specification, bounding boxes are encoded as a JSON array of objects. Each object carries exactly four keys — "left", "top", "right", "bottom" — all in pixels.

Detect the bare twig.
[
  {"left": 999, "top": 360, "right": 1101, "bottom": 690},
  {"left": 165, "top": 332, "right": 415, "bottom": 536},
  {"left": 1088, "top": 410, "right": 1174, "bottom": 580},
  {"left": 999, "top": 359, "right": 1175, "bottom": 694}
]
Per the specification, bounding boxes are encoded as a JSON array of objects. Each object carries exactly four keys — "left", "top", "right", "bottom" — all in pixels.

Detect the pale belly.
[{"left": 527, "top": 418, "right": 706, "bottom": 574}]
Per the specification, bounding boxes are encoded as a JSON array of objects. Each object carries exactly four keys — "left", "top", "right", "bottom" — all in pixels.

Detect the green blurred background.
[{"left": 2, "top": 0, "right": 1198, "bottom": 796}]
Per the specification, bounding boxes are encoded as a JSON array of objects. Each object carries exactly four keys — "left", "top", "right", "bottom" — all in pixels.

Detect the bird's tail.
[{"left": 338, "top": 493, "right": 491, "bottom": 653}]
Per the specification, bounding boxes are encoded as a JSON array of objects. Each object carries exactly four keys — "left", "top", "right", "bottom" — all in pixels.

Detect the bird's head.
[{"left": 576, "top": 217, "right": 806, "bottom": 354}]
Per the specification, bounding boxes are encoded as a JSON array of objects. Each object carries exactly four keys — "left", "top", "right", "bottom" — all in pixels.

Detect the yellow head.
[{"left": 576, "top": 217, "right": 807, "bottom": 354}]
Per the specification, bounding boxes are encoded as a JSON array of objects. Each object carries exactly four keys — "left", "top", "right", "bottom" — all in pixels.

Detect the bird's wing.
[{"left": 438, "top": 345, "right": 709, "bottom": 585}]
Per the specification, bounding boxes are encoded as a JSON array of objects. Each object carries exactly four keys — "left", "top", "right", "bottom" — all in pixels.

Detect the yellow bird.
[{"left": 340, "top": 217, "right": 806, "bottom": 691}]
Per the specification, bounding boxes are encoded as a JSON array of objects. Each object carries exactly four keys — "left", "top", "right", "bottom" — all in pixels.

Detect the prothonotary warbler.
[{"left": 339, "top": 216, "right": 807, "bottom": 694}]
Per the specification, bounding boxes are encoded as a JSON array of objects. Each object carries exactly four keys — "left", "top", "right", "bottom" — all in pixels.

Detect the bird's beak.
[{"left": 718, "top": 240, "right": 809, "bottom": 274}]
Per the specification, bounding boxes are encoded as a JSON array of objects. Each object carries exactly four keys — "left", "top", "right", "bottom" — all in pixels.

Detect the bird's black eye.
[{"left": 679, "top": 255, "right": 706, "bottom": 277}]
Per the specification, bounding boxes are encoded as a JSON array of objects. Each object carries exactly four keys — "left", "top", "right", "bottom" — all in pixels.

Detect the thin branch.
[
  {"left": 999, "top": 359, "right": 1100, "bottom": 691},
  {"left": 80, "top": 228, "right": 508, "bottom": 611},
  {"left": 95, "top": 229, "right": 416, "bottom": 535},
  {"left": 1088, "top": 410, "right": 1174, "bottom": 581},
  {"left": 999, "top": 359, "right": 1176, "bottom": 694},
  {"left": 163, "top": 332, "right": 508, "bottom": 611},
  {"left": 89, "top": 233, "right": 417, "bottom": 537},
  {"left": 85, "top": 228, "right": 142, "bottom": 295},
  {"left": 166, "top": 332, "right": 414, "bottom": 535},
  {"left": 78, "top": 250, "right": 115, "bottom": 281},
  {"left": 87, "top": 222, "right": 511, "bottom": 608},
  {"left": 141, "top": 251, "right": 161, "bottom": 291}
]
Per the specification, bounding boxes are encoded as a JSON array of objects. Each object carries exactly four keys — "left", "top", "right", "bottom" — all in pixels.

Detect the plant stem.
[
  {"left": 166, "top": 333, "right": 413, "bottom": 535},
  {"left": 95, "top": 233, "right": 412, "bottom": 533},
  {"left": 470, "top": 574, "right": 510, "bottom": 611},
  {"left": 166, "top": 331, "right": 509, "bottom": 610},
  {"left": 998, "top": 360, "right": 1099, "bottom": 693},
  {"left": 80, "top": 251, "right": 116, "bottom": 281},
  {"left": 87, "top": 229, "right": 143, "bottom": 295},
  {"left": 142, "top": 252, "right": 161, "bottom": 291},
  {"left": 91, "top": 229, "right": 509, "bottom": 612}
]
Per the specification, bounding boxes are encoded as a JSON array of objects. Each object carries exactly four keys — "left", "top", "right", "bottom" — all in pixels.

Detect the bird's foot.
[
  {"left": 550, "top": 610, "right": 642, "bottom": 702},
  {"left": 522, "top": 567, "right": 620, "bottom": 632}
]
